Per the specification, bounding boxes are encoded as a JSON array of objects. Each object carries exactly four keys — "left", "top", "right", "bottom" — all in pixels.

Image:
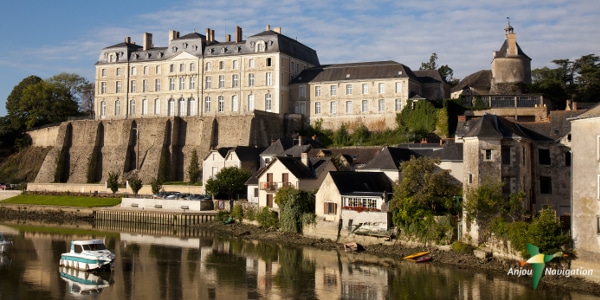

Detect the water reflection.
[{"left": 0, "top": 222, "right": 598, "bottom": 300}]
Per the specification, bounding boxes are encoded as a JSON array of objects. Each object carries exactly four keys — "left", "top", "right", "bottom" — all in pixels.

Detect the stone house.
[
  {"left": 308, "top": 171, "right": 393, "bottom": 241},
  {"left": 569, "top": 104, "right": 600, "bottom": 267},
  {"left": 201, "top": 146, "right": 263, "bottom": 187},
  {"left": 255, "top": 154, "right": 336, "bottom": 210}
]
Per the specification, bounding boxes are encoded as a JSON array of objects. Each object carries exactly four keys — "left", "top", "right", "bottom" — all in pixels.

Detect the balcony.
[{"left": 259, "top": 181, "right": 297, "bottom": 192}]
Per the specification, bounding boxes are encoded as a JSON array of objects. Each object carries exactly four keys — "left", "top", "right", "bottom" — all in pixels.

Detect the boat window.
[
  {"left": 74, "top": 244, "right": 83, "bottom": 253},
  {"left": 84, "top": 243, "right": 107, "bottom": 251}
]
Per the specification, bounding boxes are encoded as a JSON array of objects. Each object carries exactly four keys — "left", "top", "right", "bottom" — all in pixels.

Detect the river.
[{"left": 0, "top": 222, "right": 598, "bottom": 300}]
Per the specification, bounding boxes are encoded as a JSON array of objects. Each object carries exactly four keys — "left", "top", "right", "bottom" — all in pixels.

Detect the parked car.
[{"left": 0, "top": 184, "right": 6, "bottom": 190}]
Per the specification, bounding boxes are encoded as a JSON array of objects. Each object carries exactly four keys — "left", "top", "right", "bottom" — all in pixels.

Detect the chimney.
[
  {"left": 266, "top": 24, "right": 271, "bottom": 31},
  {"left": 273, "top": 27, "right": 281, "bottom": 34},
  {"left": 298, "top": 135, "right": 302, "bottom": 146},
  {"left": 226, "top": 34, "right": 231, "bottom": 42},
  {"left": 206, "top": 28, "right": 211, "bottom": 43},
  {"left": 169, "top": 30, "right": 179, "bottom": 41},
  {"left": 235, "top": 26, "right": 242, "bottom": 43},
  {"left": 125, "top": 36, "right": 131, "bottom": 44},
  {"left": 301, "top": 152, "right": 309, "bottom": 167},
  {"left": 210, "top": 29, "right": 215, "bottom": 43},
  {"left": 143, "top": 32, "right": 153, "bottom": 51},
  {"left": 507, "top": 32, "right": 517, "bottom": 56}
]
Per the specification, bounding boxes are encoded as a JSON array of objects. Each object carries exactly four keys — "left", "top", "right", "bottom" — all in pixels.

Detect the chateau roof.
[
  {"left": 414, "top": 69, "right": 445, "bottom": 84},
  {"left": 496, "top": 39, "right": 531, "bottom": 60},
  {"left": 290, "top": 61, "right": 418, "bottom": 84},
  {"left": 451, "top": 70, "right": 491, "bottom": 93},
  {"left": 329, "top": 171, "right": 393, "bottom": 196}
]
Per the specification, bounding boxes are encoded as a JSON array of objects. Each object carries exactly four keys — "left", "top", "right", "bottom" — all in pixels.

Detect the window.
[
  {"left": 232, "top": 75, "right": 239, "bottom": 88},
  {"left": 249, "top": 58, "right": 254, "bottom": 68},
  {"left": 484, "top": 149, "right": 492, "bottom": 161},
  {"left": 248, "top": 74, "right": 255, "bottom": 87},
  {"left": 540, "top": 176, "right": 552, "bottom": 194},
  {"left": 565, "top": 151, "right": 571, "bottom": 167},
  {"left": 169, "top": 78, "right": 175, "bottom": 91},
  {"left": 116, "top": 68, "right": 122, "bottom": 76},
  {"left": 168, "top": 99, "right": 175, "bottom": 116},
  {"left": 232, "top": 60, "right": 238, "bottom": 69},
  {"left": 155, "top": 79, "right": 161, "bottom": 92},
  {"left": 299, "top": 102, "right": 306, "bottom": 115},
  {"left": 362, "top": 100, "right": 368, "bottom": 112},
  {"left": 597, "top": 216, "right": 600, "bottom": 234},
  {"left": 218, "top": 75, "right": 225, "bottom": 88},
  {"left": 290, "top": 61, "right": 294, "bottom": 71},
  {"left": 142, "top": 99, "right": 148, "bottom": 115},
  {"left": 205, "top": 76, "right": 212, "bottom": 89},
  {"left": 205, "top": 96, "right": 211, "bottom": 112},
  {"left": 155, "top": 65, "right": 161, "bottom": 74},
  {"left": 265, "top": 94, "right": 272, "bottom": 112},
  {"left": 142, "top": 79, "right": 148, "bottom": 92},
  {"left": 116, "top": 81, "right": 122, "bottom": 93},
  {"left": 324, "top": 202, "right": 337, "bottom": 215},
  {"left": 130, "top": 80, "right": 136, "bottom": 93},
  {"left": 315, "top": 86, "right": 321, "bottom": 97},
  {"left": 219, "top": 61, "right": 224, "bottom": 70},
  {"left": 346, "top": 84, "right": 352, "bottom": 95},
  {"left": 378, "top": 83, "right": 385, "bottom": 93},
  {"left": 170, "top": 64, "right": 175, "bottom": 73},
  {"left": 205, "top": 62, "right": 211, "bottom": 71},
  {"left": 179, "top": 98, "right": 186, "bottom": 116},
  {"left": 189, "top": 77, "right": 196, "bottom": 90},
  {"left": 378, "top": 99, "right": 385, "bottom": 112},
  {"left": 362, "top": 83, "right": 368, "bottom": 94},
  {"left": 115, "top": 100, "right": 121, "bottom": 115},
  {"left": 266, "top": 57, "right": 272, "bottom": 66},
  {"left": 266, "top": 72, "right": 272, "bottom": 86},
  {"left": 538, "top": 149, "right": 551, "bottom": 165},
  {"left": 257, "top": 43, "right": 264, "bottom": 52},
  {"left": 143, "top": 66, "right": 148, "bottom": 75},
  {"left": 189, "top": 63, "right": 195, "bottom": 71},
  {"left": 101, "top": 69, "right": 106, "bottom": 77},
  {"left": 330, "top": 85, "right": 337, "bottom": 96},
  {"left": 100, "top": 101, "right": 106, "bottom": 117},
  {"left": 248, "top": 94, "right": 254, "bottom": 111},
  {"left": 395, "top": 99, "right": 402, "bottom": 111},
  {"left": 502, "top": 177, "right": 512, "bottom": 195},
  {"left": 218, "top": 96, "right": 225, "bottom": 112},
  {"left": 179, "top": 63, "right": 185, "bottom": 72},
  {"left": 232, "top": 95, "right": 238, "bottom": 112},
  {"left": 179, "top": 77, "right": 185, "bottom": 90},
  {"left": 154, "top": 99, "right": 160, "bottom": 115},
  {"left": 100, "top": 82, "right": 107, "bottom": 94},
  {"left": 189, "top": 98, "right": 196, "bottom": 116},
  {"left": 346, "top": 101, "right": 352, "bottom": 114},
  {"left": 502, "top": 146, "right": 511, "bottom": 165},
  {"left": 129, "top": 100, "right": 136, "bottom": 115},
  {"left": 299, "top": 86, "right": 306, "bottom": 98},
  {"left": 395, "top": 82, "right": 402, "bottom": 93},
  {"left": 315, "top": 102, "right": 321, "bottom": 114},
  {"left": 468, "top": 173, "right": 473, "bottom": 184},
  {"left": 131, "top": 67, "right": 137, "bottom": 75},
  {"left": 330, "top": 101, "right": 337, "bottom": 114}
]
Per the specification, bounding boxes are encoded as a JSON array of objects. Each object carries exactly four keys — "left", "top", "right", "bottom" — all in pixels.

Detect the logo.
[{"left": 517, "top": 243, "right": 567, "bottom": 290}]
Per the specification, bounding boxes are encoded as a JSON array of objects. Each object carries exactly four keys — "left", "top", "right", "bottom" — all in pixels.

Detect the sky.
[{"left": 0, "top": 0, "right": 598, "bottom": 117}]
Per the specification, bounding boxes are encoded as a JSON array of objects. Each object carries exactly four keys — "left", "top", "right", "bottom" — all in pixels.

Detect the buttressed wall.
[{"left": 34, "top": 112, "right": 282, "bottom": 184}]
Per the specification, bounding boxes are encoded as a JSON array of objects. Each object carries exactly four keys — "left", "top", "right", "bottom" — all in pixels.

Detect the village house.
[{"left": 201, "top": 146, "right": 263, "bottom": 187}]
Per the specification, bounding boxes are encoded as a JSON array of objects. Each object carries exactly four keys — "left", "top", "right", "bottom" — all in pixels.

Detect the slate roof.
[
  {"left": 496, "top": 39, "right": 531, "bottom": 60},
  {"left": 462, "top": 114, "right": 533, "bottom": 140},
  {"left": 261, "top": 137, "right": 325, "bottom": 156},
  {"left": 249, "top": 30, "right": 320, "bottom": 65},
  {"left": 414, "top": 70, "right": 445, "bottom": 84},
  {"left": 290, "top": 61, "right": 418, "bottom": 84},
  {"left": 309, "top": 146, "right": 382, "bottom": 166},
  {"left": 451, "top": 70, "right": 492, "bottom": 93},
  {"left": 518, "top": 110, "right": 583, "bottom": 141},
  {"left": 361, "top": 146, "right": 417, "bottom": 170},
  {"left": 230, "top": 146, "right": 265, "bottom": 162},
  {"left": 427, "top": 143, "right": 464, "bottom": 162},
  {"left": 270, "top": 156, "right": 331, "bottom": 179},
  {"left": 568, "top": 102, "right": 600, "bottom": 121},
  {"left": 329, "top": 172, "right": 393, "bottom": 196}
]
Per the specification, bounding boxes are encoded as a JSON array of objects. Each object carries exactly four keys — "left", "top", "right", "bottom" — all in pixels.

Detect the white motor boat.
[
  {"left": 59, "top": 239, "right": 115, "bottom": 271},
  {"left": 0, "top": 233, "right": 12, "bottom": 253},
  {"left": 59, "top": 266, "right": 111, "bottom": 295}
]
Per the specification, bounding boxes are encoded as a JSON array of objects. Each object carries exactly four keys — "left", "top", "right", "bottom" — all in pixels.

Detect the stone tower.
[{"left": 490, "top": 19, "right": 532, "bottom": 94}]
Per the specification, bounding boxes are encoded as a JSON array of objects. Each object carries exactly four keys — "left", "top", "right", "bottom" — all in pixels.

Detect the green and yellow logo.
[{"left": 519, "top": 243, "right": 567, "bottom": 290}]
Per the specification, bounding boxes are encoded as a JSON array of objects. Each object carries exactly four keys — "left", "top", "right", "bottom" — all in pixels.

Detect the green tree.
[
  {"left": 205, "top": 167, "right": 252, "bottom": 200},
  {"left": 128, "top": 174, "right": 143, "bottom": 196},
  {"left": 46, "top": 73, "right": 91, "bottom": 111},
  {"left": 390, "top": 156, "right": 461, "bottom": 242},
  {"left": 332, "top": 123, "right": 350, "bottom": 146},
  {"left": 275, "top": 187, "right": 316, "bottom": 233},
  {"left": 6, "top": 75, "right": 43, "bottom": 131},
  {"left": 396, "top": 100, "right": 438, "bottom": 136},
  {"left": 526, "top": 207, "right": 572, "bottom": 255},
  {"left": 187, "top": 149, "right": 201, "bottom": 184},
  {"left": 107, "top": 171, "right": 120, "bottom": 195},
  {"left": 420, "top": 52, "right": 455, "bottom": 84},
  {"left": 150, "top": 177, "right": 163, "bottom": 195}
]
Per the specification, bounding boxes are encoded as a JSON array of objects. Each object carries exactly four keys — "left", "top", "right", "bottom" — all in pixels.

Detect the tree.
[
  {"left": 128, "top": 174, "right": 143, "bottom": 196},
  {"left": 205, "top": 167, "right": 252, "bottom": 200},
  {"left": 46, "top": 73, "right": 92, "bottom": 112},
  {"left": 6, "top": 75, "right": 43, "bottom": 130},
  {"left": 107, "top": 171, "right": 120, "bottom": 195},
  {"left": 420, "top": 52, "right": 455, "bottom": 84},
  {"left": 390, "top": 156, "right": 461, "bottom": 242},
  {"left": 275, "top": 187, "right": 316, "bottom": 233},
  {"left": 187, "top": 149, "right": 201, "bottom": 184},
  {"left": 150, "top": 177, "right": 163, "bottom": 195}
]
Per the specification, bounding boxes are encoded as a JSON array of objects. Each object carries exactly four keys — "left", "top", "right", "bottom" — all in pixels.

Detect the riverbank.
[{"left": 1, "top": 203, "right": 599, "bottom": 296}]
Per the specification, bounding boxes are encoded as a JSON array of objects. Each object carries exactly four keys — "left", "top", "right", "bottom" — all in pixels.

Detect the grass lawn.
[{"left": 1, "top": 194, "right": 121, "bottom": 208}]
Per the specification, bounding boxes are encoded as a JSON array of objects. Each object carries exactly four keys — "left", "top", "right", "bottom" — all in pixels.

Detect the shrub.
[
  {"left": 452, "top": 241, "right": 475, "bottom": 254},
  {"left": 215, "top": 210, "right": 229, "bottom": 222},
  {"left": 150, "top": 177, "right": 163, "bottom": 195},
  {"left": 244, "top": 205, "right": 257, "bottom": 221},
  {"left": 255, "top": 207, "right": 279, "bottom": 228},
  {"left": 231, "top": 203, "right": 244, "bottom": 220}
]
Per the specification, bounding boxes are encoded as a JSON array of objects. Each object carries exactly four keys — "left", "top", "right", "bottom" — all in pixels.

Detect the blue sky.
[{"left": 1, "top": 0, "right": 598, "bottom": 117}]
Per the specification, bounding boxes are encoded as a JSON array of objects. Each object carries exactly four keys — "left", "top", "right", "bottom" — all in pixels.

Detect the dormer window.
[{"left": 255, "top": 40, "right": 266, "bottom": 52}]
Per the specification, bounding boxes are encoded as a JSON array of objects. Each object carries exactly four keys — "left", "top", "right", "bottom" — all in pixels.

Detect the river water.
[{"left": 0, "top": 222, "right": 598, "bottom": 300}]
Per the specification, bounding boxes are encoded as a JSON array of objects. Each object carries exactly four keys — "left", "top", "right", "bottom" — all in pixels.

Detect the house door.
[
  {"left": 267, "top": 194, "right": 273, "bottom": 208},
  {"left": 282, "top": 173, "right": 289, "bottom": 187}
]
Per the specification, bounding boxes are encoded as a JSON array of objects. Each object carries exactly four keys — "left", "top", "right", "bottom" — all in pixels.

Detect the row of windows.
[
  {"left": 99, "top": 93, "right": 273, "bottom": 117},
  {"left": 308, "top": 99, "right": 402, "bottom": 115},
  {"left": 100, "top": 57, "right": 281, "bottom": 78},
  {"left": 308, "top": 82, "right": 403, "bottom": 97}
]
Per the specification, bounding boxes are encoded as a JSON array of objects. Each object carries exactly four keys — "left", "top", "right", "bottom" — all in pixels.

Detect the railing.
[
  {"left": 462, "top": 94, "right": 545, "bottom": 108},
  {"left": 259, "top": 181, "right": 296, "bottom": 191}
]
